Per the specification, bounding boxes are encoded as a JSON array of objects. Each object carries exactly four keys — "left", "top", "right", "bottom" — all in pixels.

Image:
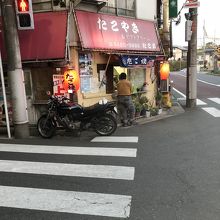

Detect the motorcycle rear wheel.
[
  {"left": 37, "top": 115, "right": 56, "bottom": 138},
  {"left": 94, "top": 114, "right": 117, "bottom": 136}
]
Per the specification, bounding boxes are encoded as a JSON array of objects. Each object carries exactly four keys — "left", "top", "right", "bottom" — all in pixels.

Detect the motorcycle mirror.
[{"left": 46, "top": 91, "right": 51, "bottom": 96}]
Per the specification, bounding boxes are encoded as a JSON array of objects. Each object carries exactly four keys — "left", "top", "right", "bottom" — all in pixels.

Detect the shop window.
[
  {"left": 117, "top": 0, "right": 135, "bottom": 16},
  {"left": 100, "top": 0, "right": 135, "bottom": 17},
  {"left": 127, "top": 68, "right": 145, "bottom": 93},
  {"left": 32, "top": 0, "right": 68, "bottom": 12}
]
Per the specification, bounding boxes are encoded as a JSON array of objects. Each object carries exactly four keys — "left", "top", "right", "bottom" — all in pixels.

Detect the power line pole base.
[
  {"left": 186, "top": 99, "right": 197, "bottom": 108},
  {"left": 14, "top": 123, "right": 30, "bottom": 139}
]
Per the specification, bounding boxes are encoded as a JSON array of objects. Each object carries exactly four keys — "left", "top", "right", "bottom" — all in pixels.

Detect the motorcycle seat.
[{"left": 83, "top": 103, "right": 105, "bottom": 115}]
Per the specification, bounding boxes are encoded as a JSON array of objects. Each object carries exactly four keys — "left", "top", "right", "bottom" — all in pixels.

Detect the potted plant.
[
  {"left": 139, "top": 96, "right": 149, "bottom": 117},
  {"left": 150, "top": 107, "right": 159, "bottom": 116},
  {"left": 134, "top": 102, "right": 142, "bottom": 117}
]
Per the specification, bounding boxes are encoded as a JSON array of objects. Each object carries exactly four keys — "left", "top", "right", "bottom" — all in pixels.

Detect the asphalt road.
[
  {"left": 0, "top": 72, "right": 220, "bottom": 219},
  {"left": 170, "top": 70, "right": 220, "bottom": 98}
]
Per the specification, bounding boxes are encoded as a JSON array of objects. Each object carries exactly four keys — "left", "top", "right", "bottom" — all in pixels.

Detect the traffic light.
[
  {"left": 185, "top": 20, "right": 192, "bottom": 41},
  {"left": 15, "top": 0, "right": 34, "bottom": 30}
]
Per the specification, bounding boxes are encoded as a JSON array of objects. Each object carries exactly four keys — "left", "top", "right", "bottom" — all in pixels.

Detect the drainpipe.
[{"left": 163, "top": 0, "right": 170, "bottom": 57}]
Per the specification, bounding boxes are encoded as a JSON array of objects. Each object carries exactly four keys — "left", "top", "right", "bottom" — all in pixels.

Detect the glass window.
[
  {"left": 117, "top": 0, "right": 126, "bottom": 9},
  {"left": 128, "top": 68, "right": 145, "bottom": 93},
  {"left": 117, "top": 0, "right": 135, "bottom": 10},
  {"left": 117, "top": 0, "right": 135, "bottom": 16},
  {"left": 100, "top": 0, "right": 135, "bottom": 17},
  {"left": 127, "top": 0, "right": 135, "bottom": 10},
  {"left": 107, "top": 0, "right": 116, "bottom": 7}
]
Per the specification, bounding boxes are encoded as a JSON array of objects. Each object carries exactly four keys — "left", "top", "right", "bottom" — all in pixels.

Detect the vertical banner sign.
[
  {"left": 169, "top": 0, "right": 178, "bottom": 18},
  {"left": 53, "top": 75, "right": 65, "bottom": 97}
]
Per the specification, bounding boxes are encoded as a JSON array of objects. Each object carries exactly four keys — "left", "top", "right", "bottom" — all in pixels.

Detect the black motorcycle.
[{"left": 37, "top": 94, "right": 118, "bottom": 138}]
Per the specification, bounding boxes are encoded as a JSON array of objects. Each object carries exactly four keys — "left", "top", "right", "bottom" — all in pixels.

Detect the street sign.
[
  {"left": 183, "top": 0, "right": 200, "bottom": 8},
  {"left": 169, "top": 0, "right": 178, "bottom": 18}
]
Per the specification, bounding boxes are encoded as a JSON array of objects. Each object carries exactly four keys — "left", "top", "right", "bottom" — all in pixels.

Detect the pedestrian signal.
[{"left": 15, "top": 0, "right": 34, "bottom": 30}]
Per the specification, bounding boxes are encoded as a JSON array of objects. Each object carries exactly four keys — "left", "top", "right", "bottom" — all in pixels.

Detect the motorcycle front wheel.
[
  {"left": 37, "top": 115, "right": 56, "bottom": 138},
  {"left": 94, "top": 114, "right": 117, "bottom": 136}
]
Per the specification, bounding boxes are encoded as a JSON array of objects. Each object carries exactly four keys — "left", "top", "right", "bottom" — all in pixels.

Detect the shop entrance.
[{"left": 97, "top": 64, "right": 114, "bottom": 94}]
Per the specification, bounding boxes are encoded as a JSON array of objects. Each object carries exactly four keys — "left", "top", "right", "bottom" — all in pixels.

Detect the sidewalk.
[
  {"left": 0, "top": 101, "right": 185, "bottom": 139},
  {"left": 135, "top": 101, "right": 184, "bottom": 125}
]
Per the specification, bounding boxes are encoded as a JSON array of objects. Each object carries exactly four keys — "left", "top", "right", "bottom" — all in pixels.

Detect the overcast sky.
[{"left": 172, "top": 0, "right": 220, "bottom": 47}]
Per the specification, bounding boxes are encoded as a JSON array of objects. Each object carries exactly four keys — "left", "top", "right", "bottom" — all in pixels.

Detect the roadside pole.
[
  {"left": 186, "top": 7, "right": 197, "bottom": 108},
  {"left": 1, "top": 0, "right": 29, "bottom": 138},
  {"left": 0, "top": 51, "right": 11, "bottom": 138}
]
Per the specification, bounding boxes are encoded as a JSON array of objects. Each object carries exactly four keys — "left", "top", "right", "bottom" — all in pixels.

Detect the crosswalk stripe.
[
  {"left": 196, "top": 99, "right": 207, "bottom": 105},
  {"left": 208, "top": 98, "right": 220, "bottom": 105},
  {"left": 0, "top": 160, "right": 135, "bottom": 180},
  {"left": 176, "top": 97, "right": 207, "bottom": 105},
  {"left": 0, "top": 143, "right": 137, "bottom": 158},
  {"left": 0, "top": 185, "right": 131, "bottom": 218},
  {"left": 196, "top": 99, "right": 207, "bottom": 106},
  {"left": 91, "top": 136, "right": 139, "bottom": 143},
  {"left": 202, "top": 107, "right": 220, "bottom": 117},
  {"left": 173, "top": 88, "right": 207, "bottom": 105}
]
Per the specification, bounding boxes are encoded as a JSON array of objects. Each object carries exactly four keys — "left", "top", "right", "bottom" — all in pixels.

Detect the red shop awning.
[
  {"left": 0, "top": 11, "right": 68, "bottom": 62},
  {"left": 75, "top": 10, "right": 163, "bottom": 54}
]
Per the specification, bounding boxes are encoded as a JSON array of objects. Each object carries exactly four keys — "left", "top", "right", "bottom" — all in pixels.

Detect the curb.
[
  {"left": 119, "top": 101, "right": 185, "bottom": 127},
  {"left": 0, "top": 101, "right": 185, "bottom": 138}
]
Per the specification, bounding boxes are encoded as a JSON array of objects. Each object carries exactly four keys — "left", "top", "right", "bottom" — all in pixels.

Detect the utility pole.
[
  {"left": 186, "top": 7, "right": 197, "bottom": 108},
  {"left": 1, "top": 0, "right": 29, "bottom": 138}
]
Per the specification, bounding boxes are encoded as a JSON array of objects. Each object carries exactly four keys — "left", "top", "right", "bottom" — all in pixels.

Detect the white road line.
[
  {"left": 174, "top": 88, "right": 207, "bottom": 105},
  {"left": 91, "top": 136, "right": 138, "bottom": 143},
  {"left": 0, "top": 185, "right": 131, "bottom": 218},
  {"left": 202, "top": 107, "right": 220, "bottom": 117},
  {"left": 208, "top": 98, "right": 220, "bottom": 105},
  {"left": 0, "top": 160, "right": 135, "bottom": 180},
  {"left": 173, "top": 73, "right": 220, "bottom": 87},
  {"left": 173, "top": 87, "right": 186, "bottom": 98},
  {"left": 197, "top": 79, "right": 220, "bottom": 87},
  {"left": 177, "top": 97, "right": 207, "bottom": 105},
  {"left": 173, "top": 73, "right": 186, "bottom": 77},
  {"left": 0, "top": 144, "right": 137, "bottom": 158}
]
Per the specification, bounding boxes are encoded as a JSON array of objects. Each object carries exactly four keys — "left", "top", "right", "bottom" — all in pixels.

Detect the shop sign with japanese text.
[
  {"left": 120, "top": 55, "right": 154, "bottom": 67},
  {"left": 75, "top": 10, "right": 162, "bottom": 53}
]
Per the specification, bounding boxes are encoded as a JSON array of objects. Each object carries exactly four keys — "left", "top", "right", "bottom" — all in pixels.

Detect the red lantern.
[
  {"left": 63, "top": 69, "right": 80, "bottom": 93},
  {"left": 160, "top": 62, "right": 170, "bottom": 80}
]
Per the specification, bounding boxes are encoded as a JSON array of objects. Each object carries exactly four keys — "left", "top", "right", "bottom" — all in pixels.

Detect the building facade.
[{"left": 0, "top": 0, "right": 165, "bottom": 125}]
